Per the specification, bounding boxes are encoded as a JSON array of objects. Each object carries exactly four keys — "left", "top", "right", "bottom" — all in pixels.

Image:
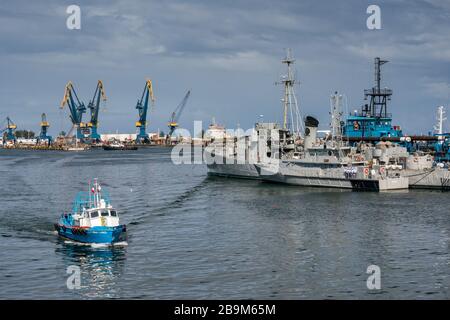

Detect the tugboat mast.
[
  {"left": 363, "top": 57, "right": 392, "bottom": 118},
  {"left": 342, "top": 56, "right": 402, "bottom": 140}
]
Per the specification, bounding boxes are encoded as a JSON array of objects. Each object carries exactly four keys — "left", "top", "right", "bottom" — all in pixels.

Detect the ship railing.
[
  {"left": 348, "top": 111, "right": 392, "bottom": 119},
  {"left": 364, "top": 88, "right": 393, "bottom": 96},
  {"left": 72, "top": 190, "right": 112, "bottom": 213}
]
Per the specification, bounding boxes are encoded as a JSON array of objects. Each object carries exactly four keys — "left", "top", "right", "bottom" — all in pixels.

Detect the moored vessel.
[
  {"left": 206, "top": 50, "right": 301, "bottom": 179},
  {"left": 257, "top": 95, "right": 409, "bottom": 192},
  {"left": 103, "top": 140, "right": 138, "bottom": 150}
]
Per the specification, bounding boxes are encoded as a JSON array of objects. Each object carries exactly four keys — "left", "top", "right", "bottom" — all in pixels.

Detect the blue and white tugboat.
[{"left": 55, "top": 179, "right": 127, "bottom": 244}]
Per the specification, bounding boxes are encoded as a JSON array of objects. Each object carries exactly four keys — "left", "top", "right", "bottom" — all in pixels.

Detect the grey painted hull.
[
  {"left": 262, "top": 172, "right": 353, "bottom": 188},
  {"left": 257, "top": 163, "right": 408, "bottom": 191},
  {"left": 207, "top": 163, "right": 260, "bottom": 179},
  {"left": 258, "top": 162, "right": 353, "bottom": 188},
  {"left": 404, "top": 168, "right": 450, "bottom": 189}
]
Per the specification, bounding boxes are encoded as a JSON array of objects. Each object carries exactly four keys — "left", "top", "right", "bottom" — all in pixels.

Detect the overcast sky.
[{"left": 0, "top": 0, "right": 449, "bottom": 136}]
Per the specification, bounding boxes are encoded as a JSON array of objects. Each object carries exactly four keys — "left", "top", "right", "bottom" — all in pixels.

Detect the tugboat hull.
[{"left": 55, "top": 224, "right": 126, "bottom": 244}]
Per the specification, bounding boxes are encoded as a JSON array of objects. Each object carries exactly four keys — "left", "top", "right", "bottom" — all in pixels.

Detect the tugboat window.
[
  {"left": 110, "top": 211, "right": 117, "bottom": 217},
  {"left": 101, "top": 211, "right": 109, "bottom": 217},
  {"left": 91, "top": 211, "right": 99, "bottom": 218}
]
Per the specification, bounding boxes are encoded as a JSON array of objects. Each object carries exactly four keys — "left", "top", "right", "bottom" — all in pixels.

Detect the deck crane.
[
  {"left": 135, "top": 79, "right": 155, "bottom": 143},
  {"left": 1, "top": 117, "right": 17, "bottom": 143},
  {"left": 60, "top": 81, "right": 87, "bottom": 140},
  {"left": 87, "top": 80, "right": 107, "bottom": 142},
  {"left": 168, "top": 90, "right": 191, "bottom": 137},
  {"left": 38, "top": 113, "right": 52, "bottom": 144}
]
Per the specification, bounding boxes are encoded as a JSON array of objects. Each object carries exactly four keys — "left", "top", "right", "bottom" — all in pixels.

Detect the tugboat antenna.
[{"left": 375, "top": 57, "right": 388, "bottom": 91}]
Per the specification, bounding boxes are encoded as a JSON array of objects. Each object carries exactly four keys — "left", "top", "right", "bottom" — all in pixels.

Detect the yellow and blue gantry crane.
[
  {"left": 1, "top": 117, "right": 17, "bottom": 142},
  {"left": 87, "top": 80, "right": 107, "bottom": 142},
  {"left": 135, "top": 79, "right": 155, "bottom": 144},
  {"left": 38, "top": 113, "right": 52, "bottom": 143},
  {"left": 60, "top": 81, "right": 87, "bottom": 140}
]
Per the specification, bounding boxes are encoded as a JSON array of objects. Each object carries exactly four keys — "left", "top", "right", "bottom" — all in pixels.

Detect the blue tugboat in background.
[
  {"left": 343, "top": 57, "right": 403, "bottom": 140},
  {"left": 55, "top": 179, "right": 127, "bottom": 244}
]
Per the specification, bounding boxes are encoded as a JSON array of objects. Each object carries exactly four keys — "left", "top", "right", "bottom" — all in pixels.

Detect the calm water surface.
[{"left": 0, "top": 148, "right": 448, "bottom": 299}]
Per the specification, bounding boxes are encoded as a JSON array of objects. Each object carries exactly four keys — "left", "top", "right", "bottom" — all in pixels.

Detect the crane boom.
[
  {"left": 87, "top": 80, "right": 107, "bottom": 141},
  {"left": 168, "top": 90, "right": 191, "bottom": 136},
  {"left": 135, "top": 79, "right": 155, "bottom": 143},
  {"left": 60, "top": 81, "right": 87, "bottom": 139}
]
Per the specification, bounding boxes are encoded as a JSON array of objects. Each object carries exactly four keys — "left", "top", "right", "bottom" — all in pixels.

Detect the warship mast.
[
  {"left": 434, "top": 106, "right": 447, "bottom": 141},
  {"left": 330, "top": 92, "right": 343, "bottom": 142},
  {"left": 278, "top": 49, "right": 303, "bottom": 137},
  {"left": 330, "top": 91, "right": 344, "bottom": 157}
]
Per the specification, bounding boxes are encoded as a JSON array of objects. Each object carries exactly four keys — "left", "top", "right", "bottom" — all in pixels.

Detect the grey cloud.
[{"left": 0, "top": 0, "right": 449, "bottom": 135}]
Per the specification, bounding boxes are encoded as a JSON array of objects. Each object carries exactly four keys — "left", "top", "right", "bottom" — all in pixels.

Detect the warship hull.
[
  {"left": 206, "top": 163, "right": 260, "bottom": 179},
  {"left": 264, "top": 173, "right": 353, "bottom": 188},
  {"left": 404, "top": 168, "right": 450, "bottom": 190},
  {"left": 257, "top": 162, "right": 409, "bottom": 191}
]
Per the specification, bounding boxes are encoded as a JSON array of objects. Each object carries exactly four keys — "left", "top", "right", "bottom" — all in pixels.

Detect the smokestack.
[{"left": 304, "top": 116, "right": 319, "bottom": 149}]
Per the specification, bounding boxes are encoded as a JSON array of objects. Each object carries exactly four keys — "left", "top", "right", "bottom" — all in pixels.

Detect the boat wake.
[
  {"left": 128, "top": 178, "right": 209, "bottom": 225},
  {"left": 0, "top": 218, "right": 57, "bottom": 243},
  {"left": 63, "top": 240, "right": 128, "bottom": 248},
  {"left": 112, "top": 241, "right": 128, "bottom": 247}
]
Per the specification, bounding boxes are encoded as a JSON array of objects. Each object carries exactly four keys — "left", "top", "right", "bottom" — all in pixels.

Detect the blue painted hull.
[{"left": 55, "top": 224, "right": 127, "bottom": 244}]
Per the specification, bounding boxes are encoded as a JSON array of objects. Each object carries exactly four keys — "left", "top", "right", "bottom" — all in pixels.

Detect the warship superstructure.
[
  {"left": 206, "top": 50, "right": 301, "bottom": 179},
  {"left": 257, "top": 94, "right": 409, "bottom": 191}
]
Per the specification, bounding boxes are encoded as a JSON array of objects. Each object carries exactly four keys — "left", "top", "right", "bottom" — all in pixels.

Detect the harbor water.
[{"left": 0, "top": 148, "right": 448, "bottom": 299}]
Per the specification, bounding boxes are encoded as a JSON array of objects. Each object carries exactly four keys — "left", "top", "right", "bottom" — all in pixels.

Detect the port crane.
[
  {"left": 38, "top": 113, "right": 52, "bottom": 144},
  {"left": 60, "top": 81, "right": 87, "bottom": 140},
  {"left": 168, "top": 90, "right": 191, "bottom": 137},
  {"left": 1, "top": 117, "right": 17, "bottom": 143},
  {"left": 87, "top": 80, "right": 107, "bottom": 142},
  {"left": 135, "top": 79, "right": 155, "bottom": 143}
]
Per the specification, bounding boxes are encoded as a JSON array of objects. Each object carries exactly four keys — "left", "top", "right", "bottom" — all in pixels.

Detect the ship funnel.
[{"left": 304, "top": 116, "right": 319, "bottom": 149}]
